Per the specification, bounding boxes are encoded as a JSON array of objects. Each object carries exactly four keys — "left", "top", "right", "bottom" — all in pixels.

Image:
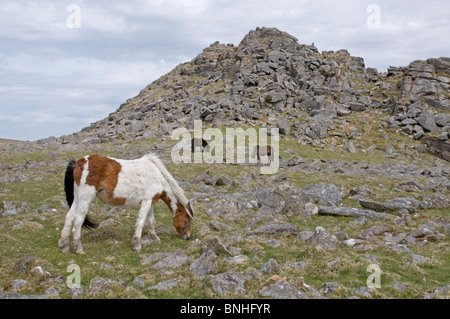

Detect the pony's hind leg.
[
  {"left": 58, "top": 207, "right": 77, "bottom": 253},
  {"left": 71, "top": 186, "right": 96, "bottom": 254},
  {"left": 146, "top": 206, "right": 160, "bottom": 242},
  {"left": 132, "top": 200, "right": 152, "bottom": 251}
]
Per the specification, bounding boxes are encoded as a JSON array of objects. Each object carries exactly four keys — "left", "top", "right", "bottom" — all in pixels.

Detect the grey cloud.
[{"left": 0, "top": 0, "right": 449, "bottom": 140}]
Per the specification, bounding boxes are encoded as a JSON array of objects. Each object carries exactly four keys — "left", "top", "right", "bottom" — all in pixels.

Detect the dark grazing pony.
[
  {"left": 191, "top": 138, "right": 209, "bottom": 153},
  {"left": 252, "top": 145, "right": 273, "bottom": 161}
]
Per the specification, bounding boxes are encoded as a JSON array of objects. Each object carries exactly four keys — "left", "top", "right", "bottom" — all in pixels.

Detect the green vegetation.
[{"left": 0, "top": 122, "right": 448, "bottom": 299}]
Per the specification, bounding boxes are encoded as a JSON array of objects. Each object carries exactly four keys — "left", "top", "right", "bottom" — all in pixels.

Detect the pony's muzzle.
[{"left": 182, "top": 234, "right": 191, "bottom": 240}]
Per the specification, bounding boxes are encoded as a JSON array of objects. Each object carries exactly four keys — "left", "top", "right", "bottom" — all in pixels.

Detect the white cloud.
[{"left": 0, "top": 0, "right": 449, "bottom": 140}]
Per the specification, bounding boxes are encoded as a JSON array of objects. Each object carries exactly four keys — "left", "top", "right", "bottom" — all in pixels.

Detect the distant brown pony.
[
  {"left": 252, "top": 145, "right": 273, "bottom": 161},
  {"left": 191, "top": 138, "right": 209, "bottom": 153}
]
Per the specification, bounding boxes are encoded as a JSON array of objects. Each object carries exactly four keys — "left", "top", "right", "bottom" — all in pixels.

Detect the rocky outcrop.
[
  {"left": 29, "top": 27, "right": 447, "bottom": 161},
  {"left": 399, "top": 58, "right": 450, "bottom": 111}
]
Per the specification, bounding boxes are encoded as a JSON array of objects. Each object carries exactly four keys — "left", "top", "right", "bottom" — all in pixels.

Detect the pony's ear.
[{"left": 187, "top": 201, "right": 195, "bottom": 220}]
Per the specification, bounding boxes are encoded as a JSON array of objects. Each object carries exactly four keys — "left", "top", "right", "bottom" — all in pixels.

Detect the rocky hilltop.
[{"left": 40, "top": 27, "right": 450, "bottom": 160}]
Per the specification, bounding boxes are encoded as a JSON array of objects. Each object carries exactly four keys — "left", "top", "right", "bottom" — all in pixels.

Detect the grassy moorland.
[{"left": 0, "top": 121, "right": 448, "bottom": 299}]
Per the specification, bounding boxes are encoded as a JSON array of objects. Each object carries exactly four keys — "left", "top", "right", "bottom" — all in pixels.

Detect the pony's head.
[{"left": 173, "top": 201, "right": 194, "bottom": 240}]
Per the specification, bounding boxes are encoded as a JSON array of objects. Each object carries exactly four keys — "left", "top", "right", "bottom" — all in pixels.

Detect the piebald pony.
[{"left": 58, "top": 153, "right": 194, "bottom": 254}]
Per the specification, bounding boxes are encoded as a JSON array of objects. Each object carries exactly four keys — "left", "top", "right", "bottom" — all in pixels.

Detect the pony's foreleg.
[
  {"left": 71, "top": 187, "right": 96, "bottom": 254},
  {"left": 132, "top": 199, "right": 152, "bottom": 251},
  {"left": 146, "top": 206, "right": 160, "bottom": 242}
]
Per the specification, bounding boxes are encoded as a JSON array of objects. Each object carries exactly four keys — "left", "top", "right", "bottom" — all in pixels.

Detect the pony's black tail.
[
  {"left": 64, "top": 160, "right": 77, "bottom": 208},
  {"left": 82, "top": 216, "right": 99, "bottom": 229},
  {"left": 64, "top": 159, "right": 98, "bottom": 230}
]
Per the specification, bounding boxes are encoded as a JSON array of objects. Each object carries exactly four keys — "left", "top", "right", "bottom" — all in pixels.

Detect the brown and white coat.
[{"left": 59, "top": 153, "right": 193, "bottom": 254}]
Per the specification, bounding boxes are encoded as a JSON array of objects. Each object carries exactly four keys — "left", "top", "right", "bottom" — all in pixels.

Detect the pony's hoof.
[
  {"left": 71, "top": 242, "right": 85, "bottom": 255},
  {"left": 149, "top": 233, "right": 161, "bottom": 243},
  {"left": 58, "top": 239, "right": 70, "bottom": 253},
  {"left": 132, "top": 238, "right": 141, "bottom": 251},
  {"left": 60, "top": 246, "right": 70, "bottom": 254}
]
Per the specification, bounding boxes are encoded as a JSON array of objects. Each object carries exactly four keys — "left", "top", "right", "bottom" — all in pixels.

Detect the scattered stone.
[
  {"left": 334, "top": 232, "right": 349, "bottom": 241},
  {"left": 351, "top": 216, "right": 366, "bottom": 225},
  {"left": 345, "top": 141, "right": 357, "bottom": 153},
  {"left": 255, "top": 186, "right": 286, "bottom": 214},
  {"left": 417, "top": 110, "right": 440, "bottom": 133},
  {"left": 205, "top": 271, "right": 246, "bottom": 296},
  {"left": 365, "top": 255, "right": 380, "bottom": 265},
  {"left": 210, "top": 220, "right": 235, "bottom": 231},
  {"left": 300, "top": 183, "right": 345, "bottom": 205},
  {"left": 354, "top": 286, "right": 373, "bottom": 298},
  {"left": 0, "top": 293, "right": 43, "bottom": 299},
  {"left": 303, "top": 202, "right": 318, "bottom": 217},
  {"left": 258, "top": 238, "right": 281, "bottom": 248},
  {"left": 297, "top": 230, "right": 314, "bottom": 242},
  {"left": 197, "top": 224, "right": 211, "bottom": 237},
  {"left": 291, "top": 261, "right": 309, "bottom": 270},
  {"left": 394, "top": 180, "right": 423, "bottom": 192},
  {"left": 267, "top": 173, "right": 287, "bottom": 184},
  {"left": 223, "top": 255, "right": 249, "bottom": 265},
  {"left": 30, "top": 265, "right": 50, "bottom": 277},
  {"left": 308, "top": 227, "right": 338, "bottom": 250},
  {"left": 248, "top": 223, "right": 298, "bottom": 236},
  {"left": 336, "top": 106, "right": 351, "bottom": 116},
  {"left": 391, "top": 244, "right": 412, "bottom": 254},
  {"left": 259, "top": 259, "right": 279, "bottom": 273},
  {"left": 322, "top": 282, "right": 340, "bottom": 295},
  {"left": 132, "top": 277, "right": 146, "bottom": 288},
  {"left": 384, "top": 233, "right": 407, "bottom": 245},
  {"left": 349, "top": 103, "right": 366, "bottom": 112},
  {"left": 212, "top": 174, "right": 232, "bottom": 186},
  {"left": 202, "top": 237, "right": 230, "bottom": 255},
  {"left": 45, "top": 287, "right": 59, "bottom": 297},
  {"left": 88, "top": 277, "right": 116, "bottom": 295},
  {"left": 11, "top": 279, "right": 27, "bottom": 291},
  {"left": 386, "top": 144, "right": 396, "bottom": 154},
  {"left": 369, "top": 224, "right": 392, "bottom": 235},
  {"left": 410, "top": 228, "right": 433, "bottom": 239},
  {"left": 148, "top": 278, "right": 190, "bottom": 291},
  {"left": 259, "top": 280, "right": 308, "bottom": 299},
  {"left": 318, "top": 206, "right": 392, "bottom": 220},
  {"left": 100, "top": 263, "right": 113, "bottom": 270},
  {"left": 393, "top": 282, "right": 405, "bottom": 292},
  {"left": 190, "top": 250, "right": 219, "bottom": 277},
  {"left": 358, "top": 230, "right": 377, "bottom": 241},
  {"left": 277, "top": 118, "right": 291, "bottom": 135},
  {"left": 98, "top": 218, "right": 120, "bottom": 229},
  {"left": 343, "top": 238, "right": 361, "bottom": 248},
  {"left": 423, "top": 285, "right": 450, "bottom": 299},
  {"left": 142, "top": 251, "right": 191, "bottom": 270},
  {"left": 68, "top": 287, "right": 84, "bottom": 298},
  {"left": 2, "top": 209, "right": 17, "bottom": 217},
  {"left": 420, "top": 194, "right": 450, "bottom": 209},
  {"left": 359, "top": 197, "right": 420, "bottom": 213},
  {"left": 412, "top": 254, "right": 428, "bottom": 265},
  {"left": 207, "top": 199, "right": 240, "bottom": 221},
  {"left": 386, "top": 197, "right": 421, "bottom": 212}
]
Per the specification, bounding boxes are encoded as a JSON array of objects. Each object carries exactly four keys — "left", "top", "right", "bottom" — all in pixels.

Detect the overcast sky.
[{"left": 1, "top": 0, "right": 449, "bottom": 141}]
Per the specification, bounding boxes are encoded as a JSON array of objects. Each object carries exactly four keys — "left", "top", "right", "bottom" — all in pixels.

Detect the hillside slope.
[{"left": 38, "top": 27, "right": 450, "bottom": 161}]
